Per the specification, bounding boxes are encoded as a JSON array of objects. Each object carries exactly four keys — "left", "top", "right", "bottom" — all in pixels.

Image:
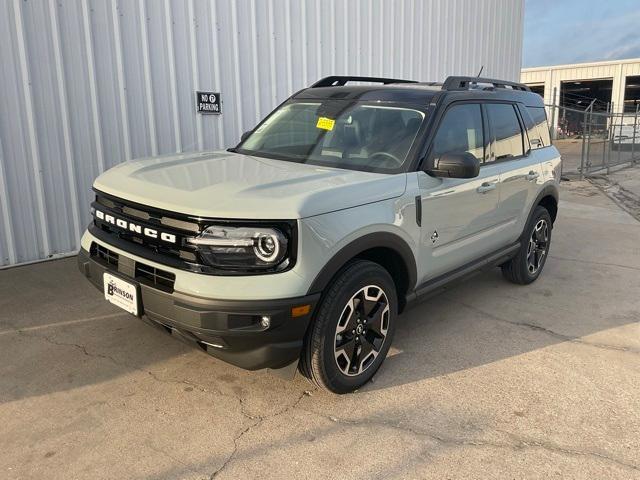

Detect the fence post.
[
  {"left": 585, "top": 106, "right": 594, "bottom": 174},
  {"left": 616, "top": 113, "right": 623, "bottom": 167},
  {"left": 579, "top": 106, "right": 589, "bottom": 179},
  {"left": 606, "top": 102, "right": 614, "bottom": 175},
  {"left": 633, "top": 104, "right": 639, "bottom": 164},
  {"left": 601, "top": 103, "right": 609, "bottom": 173},
  {"left": 580, "top": 100, "right": 596, "bottom": 179},
  {"left": 607, "top": 114, "right": 622, "bottom": 167},
  {"left": 549, "top": 87, "right": 557, "bottom": 141}
]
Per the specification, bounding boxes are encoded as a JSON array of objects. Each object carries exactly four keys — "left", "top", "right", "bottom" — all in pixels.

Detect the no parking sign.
[{"left": 195, "top": 91, "right": 221, "bottom": 114}]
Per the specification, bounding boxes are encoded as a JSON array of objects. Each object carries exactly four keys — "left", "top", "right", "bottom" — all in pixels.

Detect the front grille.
[
  {"left": 96, "top": 195, "right": 195, "bottom": 228},
  {"left": 135, "top": 263, "right": 176, "bottom": 292},
  {"left": 92, "top": 192, "right": 201, "bottom": 269},
  {"left": 90, "top": 241, "right": 176, "bottom": 292},
  {"left": 90, "top": 242, "right": 119, "bottom": 268},
  {"left": 90, "top": 189, "right": 297, "bottom": 276}
]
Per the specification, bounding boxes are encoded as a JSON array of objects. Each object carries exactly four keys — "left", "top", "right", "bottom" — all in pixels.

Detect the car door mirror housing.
[{"left": 427, "top": 152, "right": 480, "bottom": 179}]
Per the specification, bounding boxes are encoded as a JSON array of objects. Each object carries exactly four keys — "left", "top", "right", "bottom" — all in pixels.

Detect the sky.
[{"left": 523, "top": 0, "right": 640, "bottom": 67}]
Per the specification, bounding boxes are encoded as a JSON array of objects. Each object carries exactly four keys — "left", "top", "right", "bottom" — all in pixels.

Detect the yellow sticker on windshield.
[{"left": 316, "top": 117, "right": 335, "bottom": 131}]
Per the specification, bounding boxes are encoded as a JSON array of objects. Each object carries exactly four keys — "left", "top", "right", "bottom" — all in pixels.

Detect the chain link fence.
[{"left": 547, "top": 103, "right": 640, "bottom": 178}]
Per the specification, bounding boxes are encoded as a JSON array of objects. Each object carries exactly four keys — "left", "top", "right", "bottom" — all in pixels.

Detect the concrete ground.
[
  {"left": 589, "top": 163, "right": 640, "bottom": 221},
  {"left": 1, "top": 181, "right": 639, "bottom": 480}
]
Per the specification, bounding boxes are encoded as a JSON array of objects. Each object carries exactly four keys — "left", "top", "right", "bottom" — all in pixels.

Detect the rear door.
[
  {"left": 485, "top": 102, "right": 544, "bottom": 246},
  {"left": 417, "top": 102, "right": 503, "bottom": 282}
]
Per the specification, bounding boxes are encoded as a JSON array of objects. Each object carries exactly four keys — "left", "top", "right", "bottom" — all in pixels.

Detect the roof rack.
[
  {"left": 442, "top": 76, "right": 531, "bottom": 92},
  {"left": 311, "top": 75, "right": 418, "bottom": 88}
]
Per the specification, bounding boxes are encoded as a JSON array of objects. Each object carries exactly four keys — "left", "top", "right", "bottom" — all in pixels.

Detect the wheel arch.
[
  {"left": 306, "top": 232, "right": 417, "bottom": 313},
  {"left": 538, "top": 194, "right": 558, "bottom": 224},
  {"left": 529, "top": 184, "right": 559, "bottom": 227}
]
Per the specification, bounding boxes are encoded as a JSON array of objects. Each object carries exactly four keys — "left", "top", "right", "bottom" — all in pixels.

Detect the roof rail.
[
  {"left": 442, "top": 76, "right": 531, "bottom": 92},
  {"left": 311, "top": 75, "right": 418, "bottom": 88}
]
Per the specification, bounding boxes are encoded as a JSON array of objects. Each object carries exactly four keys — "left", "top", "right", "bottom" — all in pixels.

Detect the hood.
[{"left": 93, "top": 151, "right": 407, "bottom": 219}]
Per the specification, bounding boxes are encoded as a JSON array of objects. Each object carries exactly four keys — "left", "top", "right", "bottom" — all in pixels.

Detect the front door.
[{"left": 416, "top": 102, "right": 503, "bottom": 284}]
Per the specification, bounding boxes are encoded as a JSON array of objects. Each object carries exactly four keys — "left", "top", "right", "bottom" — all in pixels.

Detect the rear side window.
[
  {"left": 486, "top": 103, "right": 524, "bottom": 160},
  {"left": 518, "top": 105, "right": 543, "bottom": 150},
  {"left": 527, "top": 106, "right": 552, "bottom": 146},
  {"left": 429, "top": 103, "right": 485, "bottom": 163}
]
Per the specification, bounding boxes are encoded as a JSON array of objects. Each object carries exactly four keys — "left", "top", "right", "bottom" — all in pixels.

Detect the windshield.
[{"left": 237, "top": 101, "right": 426, "bottom": 173}]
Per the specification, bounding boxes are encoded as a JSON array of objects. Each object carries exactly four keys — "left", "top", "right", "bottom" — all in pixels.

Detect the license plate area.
[{"left": 103, "top": 272, "right": 141, "bottom": 316}]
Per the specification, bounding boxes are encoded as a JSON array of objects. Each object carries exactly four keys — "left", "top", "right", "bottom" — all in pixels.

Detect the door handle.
[
  {"left": 476, "top": 182, "right": 497, "bottom": 194},
  {"left": 526, "top": 171, "right": 540, "bottom": 181}
]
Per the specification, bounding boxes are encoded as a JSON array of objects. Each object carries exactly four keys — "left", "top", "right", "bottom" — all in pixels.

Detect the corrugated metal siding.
[{"left": 0, "top": 0, "right": 524, "bottom": 266}]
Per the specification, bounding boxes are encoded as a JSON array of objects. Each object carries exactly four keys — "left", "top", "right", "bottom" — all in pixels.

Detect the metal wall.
[{"left": 0, "top": 0, "right": 524, "bottom": 267}]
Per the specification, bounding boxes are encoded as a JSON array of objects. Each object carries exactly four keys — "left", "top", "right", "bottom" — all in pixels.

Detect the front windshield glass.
[{"left": 237, "top": 101, "right": 425, "bottom": 173}]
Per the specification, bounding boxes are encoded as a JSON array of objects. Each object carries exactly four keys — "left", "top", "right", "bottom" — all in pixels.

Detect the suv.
[{"left": 78, "top": 75, "right": 560, "bottom": 393}]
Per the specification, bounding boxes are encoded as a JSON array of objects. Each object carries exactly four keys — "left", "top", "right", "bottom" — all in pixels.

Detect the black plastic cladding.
[{"left": 91, "top": 189, "right": 298, "bottom": 276}]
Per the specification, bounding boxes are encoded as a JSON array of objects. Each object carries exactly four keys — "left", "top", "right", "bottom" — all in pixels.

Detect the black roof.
[{"left": 293, "top": 75, "right": 544, "bottom": 108}]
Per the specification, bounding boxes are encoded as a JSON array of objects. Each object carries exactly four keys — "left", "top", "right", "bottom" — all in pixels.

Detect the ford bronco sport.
[{"left": 78, "top": 75, "right": 560, "bottom": 393}]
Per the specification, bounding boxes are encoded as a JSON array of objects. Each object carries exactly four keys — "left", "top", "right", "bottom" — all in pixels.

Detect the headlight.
[{"left": 187, "top": 225, "right": 290, "bottom": 271}]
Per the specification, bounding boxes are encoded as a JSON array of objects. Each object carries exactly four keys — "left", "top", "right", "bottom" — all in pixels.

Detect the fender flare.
[
  {"left": 524, "top": 183, "right": 559, "bottom": 232},
  {"left": 306, "top": 232, "right": 417, "bottom": 295}
]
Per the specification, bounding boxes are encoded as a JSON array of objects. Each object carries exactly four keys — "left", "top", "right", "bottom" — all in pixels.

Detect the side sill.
[{"left": 404, "top": 242, "right": 520, "bottom": 308}]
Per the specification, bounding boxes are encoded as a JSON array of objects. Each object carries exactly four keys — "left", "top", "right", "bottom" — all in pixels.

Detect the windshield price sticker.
[{"left": 316, "top": 117, "right": 336, "bottom": 131}]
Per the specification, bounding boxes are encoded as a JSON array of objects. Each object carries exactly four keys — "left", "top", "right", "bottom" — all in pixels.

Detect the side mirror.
[
  {"left": 428, "top": 152, "right": 480, "bottom": 179},
  {"left": 240, "top": 131, "right": 252, "bottom": 142}
]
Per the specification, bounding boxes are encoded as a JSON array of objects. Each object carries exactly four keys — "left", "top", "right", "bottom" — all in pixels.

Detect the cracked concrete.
[
  {"left": 1, "top": 180, "right": 639, "bottom": 480},
  {"left": 209, "top": 390, "right": 310, "bottom": 479},
  {"left": 587, "top": 164, "right": 640, "bottom": 222},
  {"left": 292, "top": 410, "right": 640, "bottom": 473},
  {"left": 445, "top": 296, "right": 640, "bottom": 354}
]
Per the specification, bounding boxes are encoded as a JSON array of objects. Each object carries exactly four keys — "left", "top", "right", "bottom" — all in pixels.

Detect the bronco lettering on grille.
[{"left": 94, "top": 209, "right": 177, "bottom": 244}]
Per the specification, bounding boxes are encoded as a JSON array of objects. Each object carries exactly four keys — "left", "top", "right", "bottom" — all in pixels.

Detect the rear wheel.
[
  {"left": 502, "top": 206, "right": 552, "bottom": 284},
  {"left": 300, "top": 260, "right": 397, "bottom": 394}
]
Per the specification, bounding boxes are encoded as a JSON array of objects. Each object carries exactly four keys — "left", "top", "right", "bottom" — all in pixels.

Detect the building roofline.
[{"left": 522, "top": 58, "right": 640, "bottom": 72}]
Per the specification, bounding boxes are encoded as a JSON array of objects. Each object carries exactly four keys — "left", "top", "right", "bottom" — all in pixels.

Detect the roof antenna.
[{"left": 477, "top": 65, "right": 484, "bottom": 77}]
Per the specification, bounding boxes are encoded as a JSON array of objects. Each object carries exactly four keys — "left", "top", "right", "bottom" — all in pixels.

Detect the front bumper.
[{"left": 78, "top": 248, "right": 319, "bottom": 370}]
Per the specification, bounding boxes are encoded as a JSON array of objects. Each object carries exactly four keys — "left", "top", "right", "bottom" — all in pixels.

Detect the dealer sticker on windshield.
[
  {"left": 316, "top": 116, "right": 335, "bottom": 131},
  {"left": 103, "top": 272, "right": 139, "bottom": 316}
]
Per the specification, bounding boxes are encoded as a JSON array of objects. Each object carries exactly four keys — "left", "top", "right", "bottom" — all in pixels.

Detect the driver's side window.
[{"left": 429, "top": 103, "right": 485, "bottom": 163}]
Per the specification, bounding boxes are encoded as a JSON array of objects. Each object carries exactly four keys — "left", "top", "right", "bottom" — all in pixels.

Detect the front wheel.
[
  {"left": 501, "top": 205, "right": 552, "bottom": 285},
  {"left": 300, "top": 260, "right": 397, "bottom": 394}
]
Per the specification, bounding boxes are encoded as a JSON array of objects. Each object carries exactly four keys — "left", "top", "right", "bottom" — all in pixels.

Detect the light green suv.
[{"left": 78, "top": 75, "right": 561, "bottom": 393}]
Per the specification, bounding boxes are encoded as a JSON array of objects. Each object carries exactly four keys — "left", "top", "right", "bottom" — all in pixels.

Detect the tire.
[
  {"left": 300, "top": 260, "right": 397, "bottom": 394},
  {"left": 501, "top": 205, "right": 552, "bottom": 285}
]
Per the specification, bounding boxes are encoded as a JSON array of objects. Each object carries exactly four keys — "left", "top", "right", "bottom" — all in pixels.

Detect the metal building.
[
  {"left": 0, "top": 0, "right": 525, "bottom": 267},
  {"left": 522, "top": 59, "right": 640, "bottom": 176},
  {"left": 521, "top": 58, "right": 640, "bottom": 116}
]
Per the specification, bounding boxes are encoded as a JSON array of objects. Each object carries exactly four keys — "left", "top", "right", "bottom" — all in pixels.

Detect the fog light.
[{"left": 260, "top": 315, "right": 271, "bottom": 329}]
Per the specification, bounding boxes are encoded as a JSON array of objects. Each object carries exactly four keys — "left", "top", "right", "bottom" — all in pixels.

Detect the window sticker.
[{"left": 316, "top": 116, "right": 336, "bottom": 131}]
